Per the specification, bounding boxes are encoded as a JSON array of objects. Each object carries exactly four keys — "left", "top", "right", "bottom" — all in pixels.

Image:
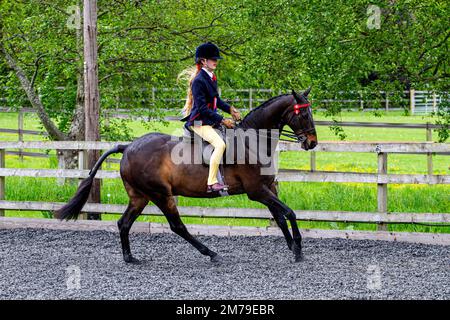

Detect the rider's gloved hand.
[
  {"left": 221, "top": 118, "right": 235, "bottom": 129},
  {"left": 230, "top": 106, "right": 242, "bottom": 121}
]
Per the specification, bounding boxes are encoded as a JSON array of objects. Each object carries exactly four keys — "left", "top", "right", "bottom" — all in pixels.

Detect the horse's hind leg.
[
  {"left": 153, "top": 195, "right": 222, "bottom": 263},
  {"left": 118, "top": 184, "right": 149, "bottom": 263}
]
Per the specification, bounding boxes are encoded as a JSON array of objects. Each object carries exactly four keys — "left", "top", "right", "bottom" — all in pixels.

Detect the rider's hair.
[{"left": 178, "top": 60, "right": 203, "bottom": 117}]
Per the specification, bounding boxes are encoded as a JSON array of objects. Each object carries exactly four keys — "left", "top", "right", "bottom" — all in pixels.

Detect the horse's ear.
[
  {"left": 291, "top": 89, "right": 301, "bottom": 103},
  {"left": 303, "top": 86, "right": 311, "bottom": 97}
]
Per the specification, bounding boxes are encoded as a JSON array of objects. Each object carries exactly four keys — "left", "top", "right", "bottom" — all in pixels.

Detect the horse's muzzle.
[{"left": 301, "top": 133, "right": 318, "bottom": 151}]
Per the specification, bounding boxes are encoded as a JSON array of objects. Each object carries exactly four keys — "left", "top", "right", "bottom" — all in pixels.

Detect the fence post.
[
  {"left": 377, "top": 152, "right": 388, "bottom": 231},
  {"left": 78, "top": 150, "right": 87, "bottom": 220},
  {"left": 104, "top": 109, "right": 109, "bottom": 128},
  {"left": 410, "top": 89, "right": 415, "bottom": 115},
  {"left": 249, "top": 88, "right": 253, "bottom": 111},
  {"left": 18, "top": 109, "right": 23, "bottom": 161},
  {"left": 385, "top": 92, "right": 389, "bottom": 111},
  {"left": 57, "top": 150, "right": 65, "bottom": 186},
  {"left": 310, "top": 152, "right": 316, "bottom": 171},
  {"left": 359, "top": 91, "right": 364, "bottom": 110},
  {"left": 432, "top": 92, "right": 437, "bottom": 113},
  {"left": 426, "top": 123, "right": 433, "bottom": 177},
  {"left": 0, "top": 149, "right": 4, "bottom": 217}
]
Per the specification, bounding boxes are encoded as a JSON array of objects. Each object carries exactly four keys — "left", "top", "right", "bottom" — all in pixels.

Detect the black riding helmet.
[{"left": 195, "top": 42, "right": 223, "bottom": 63}]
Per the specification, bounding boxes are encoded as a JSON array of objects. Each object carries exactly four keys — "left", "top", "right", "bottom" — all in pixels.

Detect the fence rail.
[
  {"left": 0, "top": 140, "right": 448, "bottom": 153},
  {"left": 3, "top": 107, "right": 448, "bottom": 177},
  {"left": 1, "top": 167, "right": 448, "bottom": 184},
  {"left": 0, "top": 200, "right": 448, "bottom": 224},
  {"left": 1, "top": 88, "right": 448, "bottom": 114},
  {"left": 0, "top": 141, "right": 448, "bottom": 229},
  {"left": 2, "top": 119, "right": 445, "bottom": 137}
]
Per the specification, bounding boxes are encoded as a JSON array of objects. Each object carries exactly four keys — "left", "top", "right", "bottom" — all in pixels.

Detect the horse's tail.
[{"left": 53, "top": 144, "right": 129, "bottom": 221}]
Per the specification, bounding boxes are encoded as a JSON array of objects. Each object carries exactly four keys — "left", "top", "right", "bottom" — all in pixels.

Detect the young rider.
[{"left": 179, "top": 42, "right": 241, "bottom": 193}]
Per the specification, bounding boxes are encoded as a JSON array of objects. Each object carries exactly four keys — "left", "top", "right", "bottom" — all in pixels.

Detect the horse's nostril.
[{"left": 309, "top": 141, "right": 317, "bottom": 149}]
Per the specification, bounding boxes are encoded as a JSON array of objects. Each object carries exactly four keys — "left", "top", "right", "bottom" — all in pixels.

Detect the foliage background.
[{"left": 0, "top": 0, "right": 448, "bottom": 139}]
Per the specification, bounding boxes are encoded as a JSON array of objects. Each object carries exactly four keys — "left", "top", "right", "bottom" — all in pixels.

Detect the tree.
[
  {"left": 0, "top": 0, "right": 244, "bottom": 162},
  {"left": 1, "top": 0, "right": 448, "bottom": 143}
]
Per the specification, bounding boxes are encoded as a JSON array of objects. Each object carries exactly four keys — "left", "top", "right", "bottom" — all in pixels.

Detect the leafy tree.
[
  {"left": 1, "top": 0, "right": 448, "bottom": 145},
  {"left": 0, "top": 0, "right": 245, "bottom": 168}
]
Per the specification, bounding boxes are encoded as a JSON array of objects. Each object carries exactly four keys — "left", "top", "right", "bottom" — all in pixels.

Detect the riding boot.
[{"left": 207, "top": 182, "right": 229, "bottom": 193}]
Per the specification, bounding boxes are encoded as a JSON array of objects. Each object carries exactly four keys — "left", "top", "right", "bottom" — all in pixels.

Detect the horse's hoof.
[
  {"left": 291, "top": 243, "right": 304, "bottom": 262},
  {"left": 124, "top": 255, "right": 141, "bottom": 264},
  {"left": 294, "top": 254, "right": 304, "bottom": 263},
  {"left": 210, "top": 253, "right": 223, "bottom": 263}
]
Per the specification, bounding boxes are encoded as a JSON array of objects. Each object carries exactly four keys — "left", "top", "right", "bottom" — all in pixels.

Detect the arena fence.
[{"left": 0, "top": 141, "right": 448, "bottom": 236}]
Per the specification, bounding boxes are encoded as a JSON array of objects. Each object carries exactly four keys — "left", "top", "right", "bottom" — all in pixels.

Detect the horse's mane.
[{"left": 240, "top": 93, "right": 291, "bottom": 127}]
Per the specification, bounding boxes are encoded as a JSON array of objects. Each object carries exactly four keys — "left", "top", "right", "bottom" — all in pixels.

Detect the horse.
[{"left": 54, "top": 88, "right": 317, "bottom": 263}]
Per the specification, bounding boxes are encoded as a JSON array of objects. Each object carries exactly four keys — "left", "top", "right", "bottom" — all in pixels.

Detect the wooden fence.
[
  {"left": 0, "top": 141, "right": 448, "bottom": 235},
  {"left": 0, "top": 107, "right": 446, "bottom": 176}
]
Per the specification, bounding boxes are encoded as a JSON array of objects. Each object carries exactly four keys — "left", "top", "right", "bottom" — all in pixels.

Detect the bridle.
[
  {"left": 233, "top": 99, "right": 315, "bottom": 144},
  {"left": 278, "top": 102, "right": 314, "bottom": 143}
]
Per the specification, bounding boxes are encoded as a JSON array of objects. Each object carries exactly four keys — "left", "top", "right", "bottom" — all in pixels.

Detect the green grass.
[
  {"left": 1, "top": 110, "right": 449, "bottom": 233},
  {"left": 4, "top": 176, "right": 449, "bottom": 233}
]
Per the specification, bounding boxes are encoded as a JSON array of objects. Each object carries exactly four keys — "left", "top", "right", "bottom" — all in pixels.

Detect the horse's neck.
[
  {"left": 242, "top": 98, "right": 290, "bottom": 130},
  {"left": 237, "top": 99, "right": 290, "bottom": 160}
]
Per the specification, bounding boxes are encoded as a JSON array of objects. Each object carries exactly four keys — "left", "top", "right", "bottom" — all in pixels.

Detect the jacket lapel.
[{"left": 201, "top": 69, "right": 218, "bottom": 91}]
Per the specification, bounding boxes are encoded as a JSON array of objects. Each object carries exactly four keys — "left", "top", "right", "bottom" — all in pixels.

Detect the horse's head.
[
  {"left": 239, "top": 89, "right": 318, "bottom": 150},
  {"left": 280, "top": 88, "right": 318, "bottom": 150}
]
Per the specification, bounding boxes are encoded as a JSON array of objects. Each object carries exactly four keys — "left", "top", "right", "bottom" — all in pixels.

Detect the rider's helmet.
[{"left": 195, "top": 42, "right": 223, "bottom": 63}]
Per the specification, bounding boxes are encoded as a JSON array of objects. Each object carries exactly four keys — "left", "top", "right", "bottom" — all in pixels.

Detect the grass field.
[{"left": 1, "top": 110, "right": 449, "bottom": 233}]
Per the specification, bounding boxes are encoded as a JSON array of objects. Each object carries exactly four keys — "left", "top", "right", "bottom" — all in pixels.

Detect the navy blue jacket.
[{"left": 182, "top": 69, "right": 231, "bottom": 129}]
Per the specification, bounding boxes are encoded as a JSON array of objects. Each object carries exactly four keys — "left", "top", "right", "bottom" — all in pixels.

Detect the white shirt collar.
[{"left": 202, "top": 67, "right": 214, "bottom": 79}]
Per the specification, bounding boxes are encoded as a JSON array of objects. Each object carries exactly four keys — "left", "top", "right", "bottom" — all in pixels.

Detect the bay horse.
[{"left": 54, "top": 88, "right": 317, "bottom": 263}]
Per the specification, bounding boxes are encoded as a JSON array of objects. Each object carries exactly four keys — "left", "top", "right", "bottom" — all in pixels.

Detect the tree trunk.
[
  {"left": 68, "top": 2, "right": 85, "bottom": 142},
  {"left": 84, "top": 0, "right": 101, "bottom": 220},
  {"left": 0, "top": 44, "right": 67, "bottom": 141},
  {"left": 61, "top": 2, "right": 86, "bottom": 186},
  {"left": 0, "top": 1, "right": 100, "bottom": 208},
  {"left": 56, "top": 149, "right": 79, "bottom": 186}
]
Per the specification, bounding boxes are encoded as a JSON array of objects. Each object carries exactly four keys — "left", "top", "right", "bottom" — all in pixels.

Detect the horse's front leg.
[
  {"left": 248, "top": 186, "right": 304, "bottom": 262},
  {"left": 277, "top": 201, "right": 304, "bottom": 262}
]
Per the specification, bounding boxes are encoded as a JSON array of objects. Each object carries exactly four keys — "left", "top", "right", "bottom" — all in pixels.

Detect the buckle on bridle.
[{"left": 296, "top": 134, "right": 307, "bottom": 143}]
